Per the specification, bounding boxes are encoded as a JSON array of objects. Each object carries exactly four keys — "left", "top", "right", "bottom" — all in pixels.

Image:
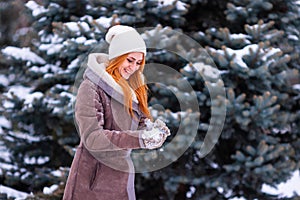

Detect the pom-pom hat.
[{"left": 105, "top": 25, "right": 147, "bottom": 60}]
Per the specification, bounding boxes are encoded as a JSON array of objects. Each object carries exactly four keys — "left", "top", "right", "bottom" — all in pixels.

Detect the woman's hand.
[{"left": 141, "top": 118, "right": 171, "bottom": 149}]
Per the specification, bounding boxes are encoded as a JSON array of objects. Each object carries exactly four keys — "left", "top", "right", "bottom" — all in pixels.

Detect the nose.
[{"left": 129, "top": 62, "right": 139, "bottom": 70}]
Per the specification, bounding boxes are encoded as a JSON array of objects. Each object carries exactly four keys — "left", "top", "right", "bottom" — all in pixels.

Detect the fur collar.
[{"left": 86, "top": 53, "right": 138, "bottom": 103}]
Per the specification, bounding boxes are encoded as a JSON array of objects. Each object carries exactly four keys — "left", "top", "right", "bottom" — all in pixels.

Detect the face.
[{"left": 119, "top": 52, "right": 143, "bottom": 80}]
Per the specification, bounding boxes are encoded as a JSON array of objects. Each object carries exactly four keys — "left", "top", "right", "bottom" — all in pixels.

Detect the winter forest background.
[{"left": 0, "top": 0, "right": 300, "bottom": 199}]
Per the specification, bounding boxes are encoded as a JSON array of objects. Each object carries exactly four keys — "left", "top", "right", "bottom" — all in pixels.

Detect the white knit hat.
[{"left": 105, "top": 25, "right": 147, "bottom": 60}]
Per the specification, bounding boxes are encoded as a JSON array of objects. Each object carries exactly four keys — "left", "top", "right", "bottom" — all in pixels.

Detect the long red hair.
[{"left": 106, "top": 53, "right": 151, "bottom": 119}]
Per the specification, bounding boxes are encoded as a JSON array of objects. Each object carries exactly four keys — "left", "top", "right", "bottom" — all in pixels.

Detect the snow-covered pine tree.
[
  {"left": 0, "top": 0, "right": 299, "bottom": 199},
  {"left": 0, "top": 0, "right": 191, "bottom": 198}
]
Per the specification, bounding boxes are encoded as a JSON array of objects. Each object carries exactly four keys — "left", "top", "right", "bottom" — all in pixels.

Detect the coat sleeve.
[{"left": 75, "top": 79, "right": 145, "bottom": 152}]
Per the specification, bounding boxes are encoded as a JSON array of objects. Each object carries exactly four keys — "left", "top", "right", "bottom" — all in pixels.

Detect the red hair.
[{"left": 106, "top": 53, "right": 151, "bottom": 119}]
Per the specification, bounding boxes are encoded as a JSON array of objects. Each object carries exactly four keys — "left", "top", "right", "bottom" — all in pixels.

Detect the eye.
[{"left": 127, "top": 58, "right": 133, "bottom": 63}]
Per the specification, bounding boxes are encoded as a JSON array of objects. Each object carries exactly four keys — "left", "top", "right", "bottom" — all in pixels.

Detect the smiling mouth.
[{"left": 124, "top": 68, "right": 132, "bottom": 74}]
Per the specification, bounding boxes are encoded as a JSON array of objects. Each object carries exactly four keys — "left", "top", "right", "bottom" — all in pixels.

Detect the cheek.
[
  {"left": 134, "top": 65, "right": 140, "bottom": 72},
  {"left": 118, "top": 65, "right": 124, "bottom": 73}
]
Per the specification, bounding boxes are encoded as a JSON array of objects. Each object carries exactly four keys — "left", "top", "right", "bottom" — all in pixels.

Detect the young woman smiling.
[{"left": 63, "top": 25, "right": 170, "bottom": 200}]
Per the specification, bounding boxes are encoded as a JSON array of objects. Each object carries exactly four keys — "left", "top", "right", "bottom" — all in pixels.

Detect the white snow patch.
[
  {"left": 186, "top": 186, "right": 196, "bottom": 198},
  {"left": 29, "top": 63, "right": 60, "bottom": 74},
  {"left": 2, "top": 46, "right": 45, "bottom": 64},
  {"left": 261, "top": 47, "right": 281, "bottom": 62},
  {"left": 225, "top": 44, "right": 261, "bottom": 69},
  {"left": 51, "top": 169, "right": 63, "bottom": 177},
  {"left": 84, "top": 39, "right": 97, "bottom": 45},
  {"left": 288, "top": 35, "right": 299, "bottom": 41},
  {"left": 39, "top": 43, "right": 63, "bottom": 55},
  {"left": 262, "top": 170, "right": 300, "bottom": 198},
  {"left": 94, "top": 16, "right": 117, "bottom": 29},
  {"left": 24, "top": 156, "right": 50, "bottom": 165},
  {"left": 9, "top": 131, "right": 44, "bottom": 142},
  {"left": 192, "top": 62, "right": 220, "bottom": 79},
  {"left": 25, "top": 0, "right": 48, "bottom": 17},
  {"left": 0, "top": 116, "right": 11, "bottom": 130},
  {"left": 6, "top": 86, "right": 31, "bottom": 99},
  {"left": 0, "top": 185, "right": 29, "bottom": 200},
  {"left": 65, "top": 22, "right": 90, "bottom": 34},
  {"left": 158, "top": 0, "right": 187, "bottom": 11},
  {"left": 5, "top": 85, "right": 44, "bottom": 108},
  {"left": 65, "top": 22, "right": 80, "bottom": 33},
  {"left": 24, "top": 92, "right": 44, "bottom": 106},
  {"left": 68, "top": 58, "right": 80, "bottom": 69},
  {"left": 74, "top": 36, "right": 87, "bottom": 44},
  {"left": 0, "top": 140, "right": 11, "bottom": 162},
  {"left": 43, "top": 184, "right": 59, "bottom": 195},
  {"left": 293, "top": 84, "right": 300, "bottom": 91},
  {"left": 229, "top": 197, "right": 247, "bottom": 200},
  {"left": 176, "top": 1, "right": 188, "bottom": 11},
  {"left": 0, "top": 74, "right": 9, "bottom": 86}
]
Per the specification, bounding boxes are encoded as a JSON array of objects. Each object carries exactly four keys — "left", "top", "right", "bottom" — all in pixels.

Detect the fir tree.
[{"left": 0, "top": 0, "right": 299, "bottom": 199}]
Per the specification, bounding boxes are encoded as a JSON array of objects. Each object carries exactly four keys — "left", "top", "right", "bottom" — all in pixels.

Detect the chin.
[{"left": 122, "top": 75, "right": 130, "bottom": 80}]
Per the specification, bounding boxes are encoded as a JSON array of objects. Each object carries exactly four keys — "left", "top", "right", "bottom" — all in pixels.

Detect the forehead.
[{"left": 127, "top": 52, "right": 143, "bottom": 60}]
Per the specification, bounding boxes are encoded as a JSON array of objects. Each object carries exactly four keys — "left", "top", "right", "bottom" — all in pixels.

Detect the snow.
[
  {"left": 23, "top": 92, "right": 44, "bottom": 107},
  {"left": 184, "top": 171, "right": 300, "bottom": 199},
  {"left": 230, "top": 197, "right": 247, "bottom": 200},
  {"left": 191, "top": 62, "right": 220, "bottom": 79},
  {"left": 39, "top": 43, "right": 63, "bottom": 55},
  {"left": 64, "top": 21, "right": 90, "bottom": 35},
  {"left": 4, "top": 86, "right": 43, "bottom": 110},
  {"left": 293, "top": 84, "right": 300, "bottom": 91},
  {"left": 30, "top": 63, "right": 60, "bottom": 74},
  {"left": 0, "top": 140, "right": 11, "bottom": 163},
  {"left": 214, "top": 44, "right": 262, "bottom": 69},
  {"left": 176, "top": 1, "right": 187, "bottom": 11},
  {"left": 0, "top": 116, "right": 11, "bottom": 133},
  {"left": 94, "top": 16, "right": 117, "bottom": 30},
  {"left": 39, "top": 31, "right": 63, "bottom": 44},
  {"left": 186, "top": 186, "right": 196, "bottom": 198},
  {"left": 68, "top": 58, "right": 80, "bottom": 69},
  {"left": 6, "top": 85, "right": 31, "bottom": 100},
  {"left": 65, "top": 22, "right": 80, "bottom": 33},
  {"left": 24, "top": 156, "right": 50, "bottom": 165},
  {"left": 79, "top": 22, "right": 90, "bottom": 32},
  {"left": 0, "top": 185, "right": 29, "bottom": 200},
  {"left": 262, "top": 170, "right": 300, "bottom": 198},
  {"left": 84, "top": 39, "right": 98, "bottom": 45},
  {"left": 8, "top": 131, "right": 45, "bottom": 142},
  {"left": 2, "top": 46, "right": 46, "bottom": 64},
  {"left": 74, "top": 36, "right": 87, "bottom": 44},
  {"left": 25, "top": 0, "right": 48, "bottom": 17},
  {"left": 230, "top": 34, "right": 251, "bottom": 44},
  {"left": 51, "top": 169, "right": 63, "bottom": 177},
  {"left": 288, "top": 35, "right": 299, "bottom": 41},
  {"left": 0, "top": 162, "right": 17, "bottom": 171},
  {"left": 157, "top": 0, "right": 187, "bottom": 11},
  {"left": 261, "top": 47, "right": 281, "bottom": 62},
  {"left": 43, "top": 184, "right": 59, "bottom": 195}
]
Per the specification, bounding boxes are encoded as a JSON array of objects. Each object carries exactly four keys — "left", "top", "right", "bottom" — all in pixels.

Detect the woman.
[{"left": 63, "top": 25, "right": 170, "bottom": 200}]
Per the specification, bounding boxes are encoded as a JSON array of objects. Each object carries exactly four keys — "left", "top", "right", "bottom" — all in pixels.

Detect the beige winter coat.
[{"left": 63, "top": 53, "right": 146, "bottom": 200}]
